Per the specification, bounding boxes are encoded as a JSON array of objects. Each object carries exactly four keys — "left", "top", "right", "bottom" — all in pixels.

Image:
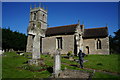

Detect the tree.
[
  {"left": 2, "top": 28, "right": 27, "bottom": 51},
  {"left": 109, "top": 29, "right": 120, "bottom": 54}
]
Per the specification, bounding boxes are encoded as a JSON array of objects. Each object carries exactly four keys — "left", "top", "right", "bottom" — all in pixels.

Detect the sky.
[{"left": 2, "top": 2, "right": 119, "bottom": 36}]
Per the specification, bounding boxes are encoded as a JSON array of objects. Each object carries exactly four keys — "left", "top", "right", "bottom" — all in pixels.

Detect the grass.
[
  {"left": 2, "top": 52, "right": 120, "bottom": 78},
  {"left": 93, "top": 72, "right": 119, "bottom": 78},
  {"left": 2, "top": 52, "right": 51, "bottom": 78},
  {"left": 84, "top": 54, "right": 120, "bottom": 73},
  {"left": 71, "top": 54, "right": 120, "bottom": 73}
]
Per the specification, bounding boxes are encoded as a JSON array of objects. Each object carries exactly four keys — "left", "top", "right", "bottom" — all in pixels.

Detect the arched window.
[
  {"left": 97, "top": 39, "right": 102, "bottom": 49},
  {"left": 33, "top": 23, "right": 36, "bottom": 27},
  {"left": 34, "top": 13, "right": 36, "bottom": 20},
  {"left": 42, "top": 14, "right": 45, "bottom": 21},
  {"left": 56, "top": 37, "right": 62, "bottom": 49},
  {"left": 86, "top": 46, "right": 89, "bottom": 54}
]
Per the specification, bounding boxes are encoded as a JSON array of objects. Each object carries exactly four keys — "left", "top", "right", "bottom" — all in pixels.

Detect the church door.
[{"left": 86, "top": 46, "right": 89, "bottom": 54}]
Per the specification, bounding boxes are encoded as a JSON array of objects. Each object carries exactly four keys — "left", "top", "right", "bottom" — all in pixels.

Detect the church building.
[{"left": 26, "top": 6, "right": 109, "bottom": 57}]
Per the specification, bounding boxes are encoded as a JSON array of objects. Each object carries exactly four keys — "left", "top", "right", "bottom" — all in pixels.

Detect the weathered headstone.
[{"left": 53, "top": 49, "right": 61, "bottom": 78}]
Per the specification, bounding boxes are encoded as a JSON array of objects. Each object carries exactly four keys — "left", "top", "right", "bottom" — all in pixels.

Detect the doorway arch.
[{"left": 86, "top": 46, "right": 89, "bottom": 54}]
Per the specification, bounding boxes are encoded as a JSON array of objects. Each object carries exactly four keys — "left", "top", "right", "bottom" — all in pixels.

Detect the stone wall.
[
  {"left": 83, "top": 37, "right": 109, "bottom": 54},
  {"left": 62, "top": 35, "right": 74, "bottom": 54},
  {"left": 26, "top": 35, "right": 34, "bottom": 52},
  {"left": 42, "top": 36, "right": 56, "bottom": 54},
  {"left": 42, "top": 35, "right": 74, "bottom": 54}
]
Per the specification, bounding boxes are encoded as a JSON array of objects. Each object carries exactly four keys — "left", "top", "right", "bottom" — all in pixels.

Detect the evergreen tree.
[
  {"left": 109, "top": 29, "right": 120, "bottom": 54},
  {"left": 2, "top": 28, "right": 27, "bottom": 51}
]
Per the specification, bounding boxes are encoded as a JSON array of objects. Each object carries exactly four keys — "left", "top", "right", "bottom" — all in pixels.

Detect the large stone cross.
[
  {"left": 53, "top": 49, "right": 61, "bottom": 78},
  {"left": 32, "top": 35, "right": 41, "bottom": 59}
]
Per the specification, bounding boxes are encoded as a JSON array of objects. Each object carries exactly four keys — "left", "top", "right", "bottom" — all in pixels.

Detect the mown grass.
[
  {"left": 63, "top": 54, "right": 120, "bottom": 73},
  {"left": 2, "top": 52, "right": 51, "bottom": 78},
  {"left": 61, "top": 54, "right": 120, "bottom": 78},
  {"left": 84, "top": 54, "right": 120, "bottom": 73},
  {"left": 2, "top": 52, "right": 120, "bottom": 78},
  {"left": 93, "top": 72, "right": 119, "bottom": 78}
]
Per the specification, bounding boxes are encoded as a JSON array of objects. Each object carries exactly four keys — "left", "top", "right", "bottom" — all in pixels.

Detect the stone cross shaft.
[
  {"left": 32, "top": 35, "right": 41, "bottom": 59},
  {"left": 54, "top": 49, "right": 61, "bottom": 78}
]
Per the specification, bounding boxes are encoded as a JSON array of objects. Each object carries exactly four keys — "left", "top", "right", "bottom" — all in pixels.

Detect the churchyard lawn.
[{"left": 2, "top": 52, "right": 120, "bottom": 78}]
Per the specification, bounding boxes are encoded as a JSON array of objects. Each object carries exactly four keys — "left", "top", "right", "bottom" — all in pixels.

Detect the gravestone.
[
  {"left": 51, "top": 49, "right": 91, "bottom": 79},
  {"left": 53, "top": 49, "right": 61, "bottom": 78}
]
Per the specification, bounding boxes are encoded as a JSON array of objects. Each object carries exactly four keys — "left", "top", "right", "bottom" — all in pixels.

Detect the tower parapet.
[{"left": 28, "top": 3, "right": 48, "bottom": 36}]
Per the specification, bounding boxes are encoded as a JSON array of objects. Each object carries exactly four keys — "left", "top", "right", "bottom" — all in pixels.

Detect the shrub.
[{"left": 67, "top": 51, "right": 73, "bottom": 56}]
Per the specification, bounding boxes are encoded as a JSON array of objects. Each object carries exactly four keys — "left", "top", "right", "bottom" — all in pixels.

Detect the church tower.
[{"left": 26, "top": 4, "right": 47, "bottom": 59}]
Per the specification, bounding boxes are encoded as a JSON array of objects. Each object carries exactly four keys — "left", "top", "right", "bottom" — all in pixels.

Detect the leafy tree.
[
  {"left": 2, "top": 28, "right": 27, "bottom": 52},
  {"left": 109, "top": 29, "right": 120, "bottom": 54}
]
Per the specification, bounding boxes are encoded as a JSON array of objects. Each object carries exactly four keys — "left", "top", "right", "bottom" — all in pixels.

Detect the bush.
[{"left": 67, "top": 51, "right": 73, "bottom": 56}]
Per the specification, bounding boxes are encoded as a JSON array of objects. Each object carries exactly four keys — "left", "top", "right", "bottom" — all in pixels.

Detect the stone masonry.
[
  {"left": 26, "top": 5, "right": 109, "bottom": 56},
  {"left": 26, "top": 6, "right": 47, "bottom": 61}
]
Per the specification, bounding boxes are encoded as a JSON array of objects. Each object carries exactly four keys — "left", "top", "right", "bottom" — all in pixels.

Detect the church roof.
[
  {"left": 83, "top": 27, "right": 108, "bottom": 38},
  {"left": 46, "top": 24, "right": 78, "bottom": 36},
  {"left": 46, "top": 24, "right": 108, "bottom": 38}
]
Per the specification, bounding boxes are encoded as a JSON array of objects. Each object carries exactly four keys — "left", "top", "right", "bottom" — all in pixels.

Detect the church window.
[
  {"left": 33, "top": 24, "right": 36, "bottom": 27},
  {"left": 81, "top": 26, "right": 83, "bottom": 32},
  {"left": 57, "top": 37, "right": 62, "bottom": 49},
  {"left": 42, "top": 14, "right": 45, "bottom": 21},
  {"left": 97, "top": 39, "right": 102, "bottom": 49},
  {"left": 34, "top": 13, "right": 36, "bottom": 20},
  {"left": 86, "top": 46, "right": 89, "bottom": 54}
]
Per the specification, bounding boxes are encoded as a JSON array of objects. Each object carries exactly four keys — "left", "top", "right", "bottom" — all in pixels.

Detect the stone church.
[{"left": 26, "top": 6, "right": 109, "bottom": 58}]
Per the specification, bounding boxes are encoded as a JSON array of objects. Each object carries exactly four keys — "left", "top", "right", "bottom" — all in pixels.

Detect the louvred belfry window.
[{"left": 34, "top": 13, "right": 36, "bottom": 20}]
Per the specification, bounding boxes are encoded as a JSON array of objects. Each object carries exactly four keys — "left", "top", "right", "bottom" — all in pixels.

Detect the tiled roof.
[
  {"left": 83, "top": 27, "right": 108, "bottom": 38},
  {"left": 46, "top": 24, "right": 78, "bottom": 36},
  {"left": 46, "top": 24, "right": 108, "bottom": 38}
]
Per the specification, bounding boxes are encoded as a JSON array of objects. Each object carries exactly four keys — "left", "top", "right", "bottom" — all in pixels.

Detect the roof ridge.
[
  {"left": 47, "top": 24, "right": 78, "bottom": 29},
  {"left": 85, "top": 27, "right": 107, "bottom": 30}
]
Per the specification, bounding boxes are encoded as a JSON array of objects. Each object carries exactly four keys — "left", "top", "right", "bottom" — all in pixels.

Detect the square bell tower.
[
  {"left": 26, "top": 4, "right": 48, "bottom": 58},
  {"left": 28, "top": 5, "right": 48, "bottom": 36}
]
